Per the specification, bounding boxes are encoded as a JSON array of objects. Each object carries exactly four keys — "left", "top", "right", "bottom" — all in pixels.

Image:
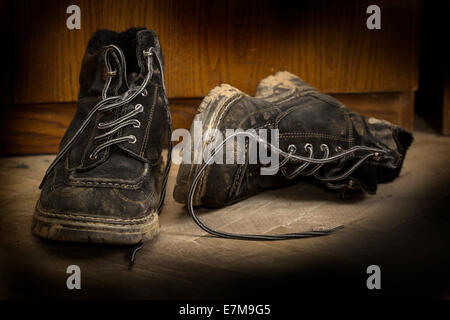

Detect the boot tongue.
[
  {"left": 78, "top": 50, "right": 107, "bottom": 99},
  {"left": 135, "top": 30, "right": 162, "bottom": 72},
  {"left": 71, "top": 46, "right": 129, "bottom": 170},
  {"left": 127, "top": 72, "right": 140, "bottom": 86},
  {"left": 79, "top": 47, "right": 125, "bottom": 99}
]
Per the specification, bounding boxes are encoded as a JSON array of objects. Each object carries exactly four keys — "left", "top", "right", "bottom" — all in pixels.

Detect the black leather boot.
[
  {"left": 32, "top": 28, "right": 172, "bottom": 245},
  {"left": 173, "top": 73, "right": 412, "bottom": 240},
  {"left": 254, "top": 71, "right": 413, "bottom": 197}
]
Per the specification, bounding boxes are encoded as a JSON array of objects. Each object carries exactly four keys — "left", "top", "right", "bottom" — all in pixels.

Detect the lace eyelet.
[
  {"left": 89, "top": 153, "right": 97, "bottom": 160},
  {"left": 128, "top": 135, "right": 137, "bottom": 144},
  {"left": 287, "top": 144, "right": 297, "bottom": 153},
  {"left": 373, "top": 152, "right": 381, "bottom": 161},
  {"left": 304, "top": 143, "right": 313, "bottom": 151},
  {"left": 335, "top": 146, "right": 342, "bottom": 152},
  {"left": 141, "top": 89, "right": 148, "bottom": 97},
  {"left": 106, "top": 69, "right": 117, "bottom": 77},
  {"left": 133, "top": 120, "right": 141, "bottom": 128},
  {"left": 135, "top": 104, "right": 144, "bottom": 112},
  {"left": 143, "top": 48, "right": 153, "bottom": 57},
  {"left": 348, "top": 180, "right": 356, "bottom": 189}
]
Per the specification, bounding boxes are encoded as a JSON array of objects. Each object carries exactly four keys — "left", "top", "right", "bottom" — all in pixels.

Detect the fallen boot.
[
  {"left": 254, "top": 71, "right": 413, "bottom": 197},
  {"left": 32, "top": 28, "right": 172, "bottom": 244},
  {"left": 173, "top": 74, "right": 412, "bottom": 240}
]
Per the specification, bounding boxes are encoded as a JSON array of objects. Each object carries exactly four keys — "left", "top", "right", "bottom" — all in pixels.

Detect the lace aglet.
[
  {"left": 328, "top": 225, "right": 344, "bottom": 233},
  {"left": 38, "top": 175, "right": 47, "bottom": 189},
  {"left": 128, "top": 241, "right": 144, "bottom": 270}
]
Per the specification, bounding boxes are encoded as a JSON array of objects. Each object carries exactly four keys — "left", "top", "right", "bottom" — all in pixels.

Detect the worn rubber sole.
[
  {"left": 32, "top": 200, "right": 160, "bottom": 245},
  {"left": 173, "top": 84, "right": 243, "bottom": 205}
]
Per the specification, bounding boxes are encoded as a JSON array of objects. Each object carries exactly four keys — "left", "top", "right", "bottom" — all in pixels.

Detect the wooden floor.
[{"left": 1, "top": 117, "right": 449, "bottom": 299}]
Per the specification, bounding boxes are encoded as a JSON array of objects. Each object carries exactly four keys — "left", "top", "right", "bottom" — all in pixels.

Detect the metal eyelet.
[
  {"left": 143, "top": 49, "right": 153, "bottom": 57},
  {"left": 373, "top": 152, "right": 381, "bottom": 161},
  {"left": 141, "top": 89, "right": 148, "bottom": 97},
  {"left": 133, "top": 120, "right": 141, "bottom": 128},
  {"left": 135, "top": 104, "right": 144, "bottom": 112},
  {"left": 335, "top": 146, "right": 342, "bottom": 152},
  {"left": 320, "top": 144, "right": 329, "bottom": 152},
  {"left": 106, "top": 69, "right": 117, "bottom": 77},
  {"left": 348, "top": 179, "right": 355, "bottom": 189},
  {"left": 304, "top": 143, "right": 313, "bottom": 151},
  {"left": 128, "top": 135, "right": 137, "bottom": 144},
  {"left": 287, "top": 144, "right": 297, "bottom": 153}
]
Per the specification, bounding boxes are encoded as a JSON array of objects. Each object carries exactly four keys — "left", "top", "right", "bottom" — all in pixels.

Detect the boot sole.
[
  {"left": 32, "top": 200, "right": 160, "bottom": 245},
  {"left": 173, "top": 84, "right": 243, "bottom": 205}
]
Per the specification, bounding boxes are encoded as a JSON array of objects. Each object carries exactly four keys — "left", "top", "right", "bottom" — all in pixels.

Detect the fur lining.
[
  {"left": 86, "top": 27, "right": 146, "bottom": 75},
  {"left": 86, "top": 27, "right": 145, "bottom": 53}
]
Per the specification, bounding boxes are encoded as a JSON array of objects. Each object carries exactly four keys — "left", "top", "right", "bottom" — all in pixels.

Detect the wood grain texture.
[
  {"left": 334, "top": 92, "right": 414, "bottom": 131},
  {"left": 0, "top": 100, "right": 202, "bottom": 155},
  {"left": 0, "top": 103, "right": 76, "bottom": 155},
  {"left": 1, "top": 92, "right": 413, "bottom": 155},
  {"left": 13, "top": 0, "right": 420, "bottom": 103}
]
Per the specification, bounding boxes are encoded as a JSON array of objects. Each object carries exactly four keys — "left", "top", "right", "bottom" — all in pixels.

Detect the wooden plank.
[
  {"left": 13, "top": 0, "right": 420, "bottom": 103},
  {"left": 0, "top": 92, "right": 413, "bottom": 155},
  {"left": 0, "top": 103, "right": 75, "bottom": 155},
  {"left": 335, "top": 92, "right": 414, "bottom": 132}
]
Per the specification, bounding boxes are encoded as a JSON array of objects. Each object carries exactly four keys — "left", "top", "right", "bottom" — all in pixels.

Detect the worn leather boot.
[
  {"left": 254, "top": 71, "right": 413, "bottom": 197},
  {"left": 173, "top": 72, "right": 412, "bottom": 240},
  {"left": 32, "top": 28, "right": 172, "bottom": 244}
]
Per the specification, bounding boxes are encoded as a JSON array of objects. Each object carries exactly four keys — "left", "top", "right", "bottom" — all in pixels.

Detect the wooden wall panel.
[
  {"left": 0, "top": 103, "right": 76, "bottom": 154},
  {"left": 14, "top": 0, "right": 420, "bottom": 104},
  {"left": 334, "top": 92, "right": 414, "bottom": 131}
]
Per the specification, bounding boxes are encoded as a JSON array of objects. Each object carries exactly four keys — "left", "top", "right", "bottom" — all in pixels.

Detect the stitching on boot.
[
  {"left": 139, "top": 85, "right": 158, "bottom": 157},
  {"left": 36, "top": 200, "right": 156, "bottom": 223}
]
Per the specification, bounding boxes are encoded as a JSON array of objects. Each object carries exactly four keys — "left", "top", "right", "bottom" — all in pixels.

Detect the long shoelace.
[{"left": 187, "top": 131, "right": 386, "bottom": 240}]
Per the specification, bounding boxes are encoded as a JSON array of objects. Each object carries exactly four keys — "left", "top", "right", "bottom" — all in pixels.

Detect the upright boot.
[
  {"left": 173, "top": 73, "right": 412, "bottom": 240},
  {"left": 32, "top": 28, "right": 172, "bottom": 245}
]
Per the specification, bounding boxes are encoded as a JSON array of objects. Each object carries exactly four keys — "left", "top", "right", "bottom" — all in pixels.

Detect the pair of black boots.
[{"left": 32, "top": 28, "right": 412, "bottom": 244}]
